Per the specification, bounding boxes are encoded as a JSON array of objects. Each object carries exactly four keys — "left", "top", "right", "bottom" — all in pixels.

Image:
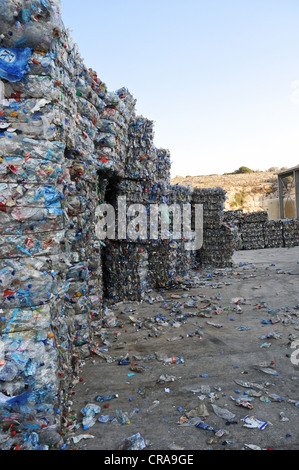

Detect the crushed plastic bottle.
[
  {"left": 117, "top": 433, "right": 146, "bottom": 451},
  {"left": 95, "top": 394, "right": 118, "bottom": 403}
]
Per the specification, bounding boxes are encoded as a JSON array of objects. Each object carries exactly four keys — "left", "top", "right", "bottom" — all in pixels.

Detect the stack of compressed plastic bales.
[
  {"left": 0, "top": 0, "right": 71, "bottom": 450},
  {"left": 193, "top": 188, "right": 227, "bottom": 228},
  {"left": 94, "top": 93, "right": 164, "bottom": 306},
  {"left": 146, "top": 185, "right": 194, "bottom": 289},
  {"left": 66, "top": 63, "right": 108, "bottom": 355},
  {"left": 223, "top": 210, "right": 268, "bottom": 251},
  {"left": 126, "top": 116, "right": 156, "bottom": 180},
  {"left": 102, "top": 110, "right": 178, "bottom": 298},
  {"left": 0, "top": 0, "right": 108, "bottom": 449},
  {"left": 95, "top": 88, "right": 136, "bottom": 177},
  {"left": 101, "top": 113, "right": 152, "bottom": 303},
  {"left": 223, "top": 210, "right": 299, "bottom": 250},
  {"left": 192, "top": 188, "right": 236, "bottom": 267},
  {"left": 1, "top": 13, "right": 104, "bottom": 355}
]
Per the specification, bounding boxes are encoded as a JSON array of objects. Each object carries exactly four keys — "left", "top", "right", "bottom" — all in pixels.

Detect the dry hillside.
[{"left": 171, "top": 171, "right": 278, "bottom": 212}]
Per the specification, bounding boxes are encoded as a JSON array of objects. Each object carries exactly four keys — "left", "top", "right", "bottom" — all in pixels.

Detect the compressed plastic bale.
[
  {"left": 0, "top": 253, "right": 69, "bottom": 309},
  {"left": 103, "top": 241, "right": 149, "bottom": 303},
  {"left": 282, "top": 218, "right": 299, "bottom": 247},
  {"left": 0, "top": 111, "right": 75, "bottom": 145},
  {"left": 114, "top": 178, "right": 170, "bottom": 205},
  {"left": 0, "top": 205, "right": 65, "bottom": 235},
  {"left": 76, "top": 78, "right": 106, "bottom": 110},
  {"left": 3, "top": 75, "right": 76, "bottom": 101},
  {"left": 264, "top": 220, "right": 284, "bottom": 248},
  {"left": 192, "top": 187, "right": 226, "bottom": 229},
  {"left": 241, "top": 224, "right": 265, "bottom": 250},
  {"left": 0, "top": 182, "right": 66, "bottom": 233},
  {"left": 0, "top": 100, "right": 77, "bottom": 142},
  {"left": 198, "top": 224, "right": 236, "bottom": 268},
  {"left": 99, "top": 107, "right": 127, "bottom": 129},
  {"left": 104, "top": 91, "right": 134, "bottom": 123},
  {"left": 0, "top": 305, "right": 51, "bottom": 336},
  {"left": 0, "top": 0, "right": 63, "bottom": 51},
  {"left": 0, "top": 229, "right": 66, "bottom": 258},
  {"left": 0, "top": 137, "right": 66, "bottom": 163},
  {"left": 0, "top": 46, "right": 32, "bottom": 82},
  {"left": 0, "top": 155, "right": 67, "bottom": 185},
  {"left": 237, "top": 212, "right": 268, "bottom": 250},
  {"left": 116, "top": 87, "right": 137, "bottom": 112},
  {"left": 126, "top": 116, "right": 158, "bottom": 180},
  {"left": 76, "top": 96, "right": 101, "bottom": 127},
  {"left": 0, "top": 324, "right": 59, "bottom": 400},
  {"left": 148, "top": 240, "right": 191, "bottom": 289},
  {"left": 0, "top": 96, "right": 75, "bottom": 122},
  {"left": 121, "top": 179, "right": 167, "bottom": 204},
  {"left": 223, "top": 209, "right": 244, "bottom": 226},
  {"left": 94, "top": 90, "right": 137, "bottom": 176}
]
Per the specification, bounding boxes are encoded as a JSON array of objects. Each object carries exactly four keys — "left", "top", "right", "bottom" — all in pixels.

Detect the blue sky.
[{"left": 60, "top": 0, "right": 299, "bottom": 177}]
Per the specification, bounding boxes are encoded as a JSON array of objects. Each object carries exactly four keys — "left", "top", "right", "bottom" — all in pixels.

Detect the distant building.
[{"left": 277, "top": 165, "right": 299, "bottom": 219}]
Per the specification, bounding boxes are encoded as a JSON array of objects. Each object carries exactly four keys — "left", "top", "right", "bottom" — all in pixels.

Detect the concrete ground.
[{"left": 65, "top": 246, "right": 299, "bottom": 451}]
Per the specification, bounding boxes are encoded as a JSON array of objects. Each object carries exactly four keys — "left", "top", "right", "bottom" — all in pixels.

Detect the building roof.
[{"left": 276, "top": 164, "right": 299, "bottom": 176}]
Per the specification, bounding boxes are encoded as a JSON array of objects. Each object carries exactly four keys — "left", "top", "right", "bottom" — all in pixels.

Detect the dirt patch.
[{"left": 64, "top": 247, "right": 299, "bottom": 451}]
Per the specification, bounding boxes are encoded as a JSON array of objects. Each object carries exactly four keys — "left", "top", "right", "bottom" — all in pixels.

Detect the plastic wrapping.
[{"left": 0, "top": 46, "right": 32, "bottom": 81}]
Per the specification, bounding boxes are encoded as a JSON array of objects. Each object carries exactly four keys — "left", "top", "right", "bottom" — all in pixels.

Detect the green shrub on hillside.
[{"left": 233, "top": 166, "right": 254, "bottom": 174}]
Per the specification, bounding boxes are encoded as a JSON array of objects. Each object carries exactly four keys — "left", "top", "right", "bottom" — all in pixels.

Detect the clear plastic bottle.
[{"left": 95, "top": 394, "right": 118, "bottom": 403}]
